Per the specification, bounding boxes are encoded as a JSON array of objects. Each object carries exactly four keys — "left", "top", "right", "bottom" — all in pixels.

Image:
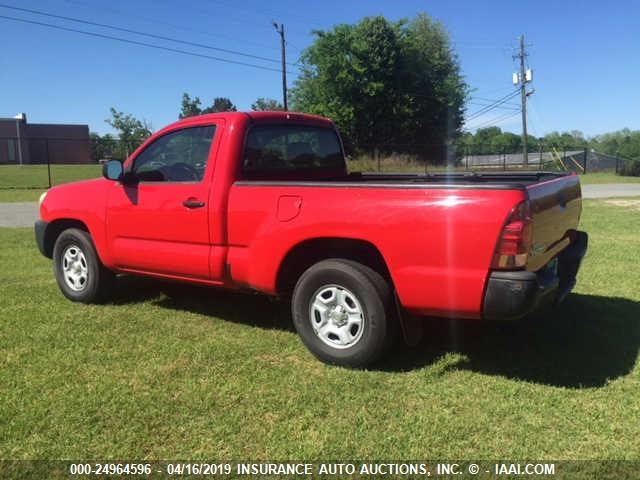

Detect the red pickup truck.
[{"left": 36, "top": 111, "right": 588, "bottom": 367}]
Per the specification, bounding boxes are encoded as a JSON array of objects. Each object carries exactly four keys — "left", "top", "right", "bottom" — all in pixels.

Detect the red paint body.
[{"left": 40, "top": 112, "right": 582, "bottom": 319}]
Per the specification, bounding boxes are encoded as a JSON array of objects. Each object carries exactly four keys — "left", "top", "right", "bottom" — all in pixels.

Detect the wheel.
[
  {"left": 53, "top": 228, "right": 114, "bottom": 303},
  {"left": 291, "top": 259, "right": 392, "bottom": 367}
]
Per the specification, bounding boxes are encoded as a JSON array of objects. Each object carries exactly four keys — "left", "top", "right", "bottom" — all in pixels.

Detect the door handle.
[{"left": 183, "top": 199, "right": 205, "bottom": 209}]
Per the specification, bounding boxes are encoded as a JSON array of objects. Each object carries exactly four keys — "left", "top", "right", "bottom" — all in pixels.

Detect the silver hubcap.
[
  {"left": 62, "top": 244, "right": 88, "bottom": 291},
  {"left": 309, "top": 284, "right": 365, "bottom": 349}
]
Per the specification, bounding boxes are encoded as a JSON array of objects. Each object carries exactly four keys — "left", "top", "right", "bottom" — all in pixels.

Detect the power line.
[
  {"left": 64, "top": 0, "right": 282, "bottom": 52},
  {"left": 467, "top": 111, "right": 520, "bottom": 129},
  {"left": 153, "top": 0, "right": 314, "bottom": 38},
  {"left": 285, "top": 40, "right": 305, "bottom": 53},
  {"left": 468, "top": 86, "right": 519, "bottom": 98},
  {"left": 527, "top": 96, "right": 545, "bottom": 137},
  {"left": 0, "top": 4, "right": 299, "bottom": 67},
  {"left": 453, "top": 42, "right": 509, "bottom": 50},
  {"left": 0, "top": 14, "right": 296, "bottom": 74},
  {"left": 465, "top": 110, "right": 521, "bottom": 130},
  {"left": 468, "top": 100, "right": 520, "bottom": 111},
  {"left": 466, "top": 90, "right": 520, "bottom": 121},
  {"left": 469, "top": 101, "right": 520, "bottom": 109},
  {"left": 206, "top": 0, "right": 326, "bottom": 28},
  {"left": 466, "top": 90, "right": 519, "bottom": 119},
  {"left": 471, "top": 95, "right": 519, "bottom": 103}
]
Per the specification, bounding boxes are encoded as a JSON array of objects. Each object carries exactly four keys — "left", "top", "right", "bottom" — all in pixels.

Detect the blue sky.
[{"left": 0, "top": 0, "right": 638, "bottom": 137}]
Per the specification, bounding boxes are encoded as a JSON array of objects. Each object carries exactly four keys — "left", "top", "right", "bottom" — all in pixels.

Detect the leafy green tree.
[
  {"left": 291, "top": 14, "right": 467, "bottom": 161},
  {"left": 89, "top": 132, "right": 118, "bottom": 162},
  {"left": 540, "top": 131, "right": 586, "bottom": 149},
  {"left": 251, "top": 97, "right": 284, "bottom": 111},
  {"left": 460, "top": 126, "right": 640, "bottom": 173},
  {"left": 459, "top": 127, "right": 537, "bottom": 156},
  {"left": 106, "top": 108, "right": 153, "bottom": 158},
  {"left": 464, "top": 127, "right": 519, "bottom": 154},
  {"left": 492, "top": 131, "right": 522, "bottom": 154},
  {"left": 179, "top": 93, "right": 204, "bottom": 119},
  {"left": 472, "top": 127, "right": 502, "bottom": 154},
  {"left": 526, "top": 134, "right": 540, "bottom": 152},
  {"left": 589, "top": 129, "right": 640, "bottom": 159},
  {"left": 179, "top": 93, "right": 237, "bottom": 118},
  {"left": 397, "top": 14, "right": 467, "bottom": 153},
  {"left": 209, "top": 97, "right": 237, "bottom": 113}
]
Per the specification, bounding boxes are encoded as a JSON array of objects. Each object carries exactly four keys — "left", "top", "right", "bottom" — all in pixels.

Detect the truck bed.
[
  {"left": 351, "top": 171, "right": 567, "bottom": 187},
  {"left": 344, "top": 171, "right": 570, "bottom": 189},
  {"left": 237, "top": 171, "right": 570, "bottom": 189},
  {"left": 349, "top": 171, "right": 583, "bottom": 272}
]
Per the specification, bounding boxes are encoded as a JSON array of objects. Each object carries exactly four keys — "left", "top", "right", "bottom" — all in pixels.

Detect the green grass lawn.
[
  {"left": 1, "top": 199, "right": 638, "bottom": 461},
  {"left": 0, "top": 189, "right": 47, "bottom": 203},
  {"left": 578, "top": 172, "right": 640, "bottom": 184},
  {"left": 0, "top": 165, "right": 102, "bottom": 202}
]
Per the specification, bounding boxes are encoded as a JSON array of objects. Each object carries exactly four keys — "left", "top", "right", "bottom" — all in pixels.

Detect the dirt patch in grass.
[{"left": 604, "top": 199, "right": 640, "bottom": 210}]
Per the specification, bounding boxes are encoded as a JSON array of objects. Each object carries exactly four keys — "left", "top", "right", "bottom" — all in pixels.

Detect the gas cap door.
[{"left": 277, "top": 195, "right": 302, "bottom": 222}]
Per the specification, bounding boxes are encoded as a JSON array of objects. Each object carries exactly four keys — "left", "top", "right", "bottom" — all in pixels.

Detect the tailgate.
[{"left": 526, "top": 174, "right": 582, "bottom": 271}]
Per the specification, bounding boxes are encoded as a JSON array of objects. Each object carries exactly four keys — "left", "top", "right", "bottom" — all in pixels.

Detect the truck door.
[{"left": 106, "top": 124, "right": 218, "bottom": 280}]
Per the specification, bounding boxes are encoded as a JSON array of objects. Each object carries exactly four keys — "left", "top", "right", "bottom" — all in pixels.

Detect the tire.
[
  {"left": 336, "top": 259, "right": 400, "bottom": 350},
  {"left": 53, "top": 228, "right": 114, "bottom": 303},
  {"left": 291, "top": 259, "right": 392, "bottom": 368}
]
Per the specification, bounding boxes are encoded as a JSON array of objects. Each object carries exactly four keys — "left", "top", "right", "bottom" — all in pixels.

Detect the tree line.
[
  {"left": 460, "top": 126, "right": 640, "bottom": 160},
  {"left": 93, "top": 105, "right": 640, "bottom": 166}
]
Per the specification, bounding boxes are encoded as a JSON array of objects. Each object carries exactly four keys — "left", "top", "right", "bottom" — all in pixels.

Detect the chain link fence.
[
  {"left": 0, "top": 137, "right": 101, "bottom": 189},
  {"left": 348, "top": 143, "right": 634, "bottom": 174}
]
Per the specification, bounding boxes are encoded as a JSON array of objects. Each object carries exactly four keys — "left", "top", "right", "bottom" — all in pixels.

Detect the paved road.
[
  {"left": 1, "top": 183, "right": 640, "bottom": 228},
  {"left": 581, "top": 183, "right": 640, "bottom": 199},
  {"left": 0, "top": 202, "right": 39, "bottom": 228}
]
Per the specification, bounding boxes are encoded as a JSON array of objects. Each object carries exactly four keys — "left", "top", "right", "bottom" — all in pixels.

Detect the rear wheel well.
[
  {"left": 276, "top": 238, "right": 392, "bottom": 297},
  {"left": 43, "top": 219, "right": 89, "bottom": 258}
]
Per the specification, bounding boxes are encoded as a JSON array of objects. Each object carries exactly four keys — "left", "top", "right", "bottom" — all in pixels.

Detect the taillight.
[{"left": 492, "top": 200, "right": 532, "bottom": 270}]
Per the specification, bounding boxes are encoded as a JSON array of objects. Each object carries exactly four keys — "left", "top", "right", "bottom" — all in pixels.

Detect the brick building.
[{"left": 0, "top": 114, "right": 91, "bottom": 164}]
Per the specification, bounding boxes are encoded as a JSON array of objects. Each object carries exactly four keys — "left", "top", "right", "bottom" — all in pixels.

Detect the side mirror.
[{"left": 102, "top": 160, "right": 123, "bottom": 181}]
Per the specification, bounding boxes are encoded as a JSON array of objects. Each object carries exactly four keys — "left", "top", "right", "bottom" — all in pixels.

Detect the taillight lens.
[{"left": 492, "top": 200, "right": 532, "bottom": 269}]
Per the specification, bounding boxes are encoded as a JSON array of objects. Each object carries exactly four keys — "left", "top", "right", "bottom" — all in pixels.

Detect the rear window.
[{"left": 243, "top": 125, "right": 344, "bottom": 179}]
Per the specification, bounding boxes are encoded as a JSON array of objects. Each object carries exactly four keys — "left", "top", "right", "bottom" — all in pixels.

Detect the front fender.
[{"left": 39, "top": 178, "right": 113, "bottom": 265}]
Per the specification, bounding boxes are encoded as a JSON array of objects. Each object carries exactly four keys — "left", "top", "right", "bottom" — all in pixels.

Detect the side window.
[
  {"left": 243, "top": 125, "right": 344, "bottom": 179},
  {"left": 133, "top": 125, "right": 216, "bottom": 182}
]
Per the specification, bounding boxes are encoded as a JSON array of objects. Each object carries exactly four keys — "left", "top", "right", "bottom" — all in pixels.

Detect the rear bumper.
[{"left": 483, "top": 230, "right": 588, "bottom": 321}]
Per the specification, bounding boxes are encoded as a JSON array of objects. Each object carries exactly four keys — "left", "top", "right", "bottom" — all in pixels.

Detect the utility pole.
[
  {"left": 273, "top": 22, "right": 288, "bottom": 111},
  {"left": 513, "top": 35, "right": 533, "bottom": 166}
]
